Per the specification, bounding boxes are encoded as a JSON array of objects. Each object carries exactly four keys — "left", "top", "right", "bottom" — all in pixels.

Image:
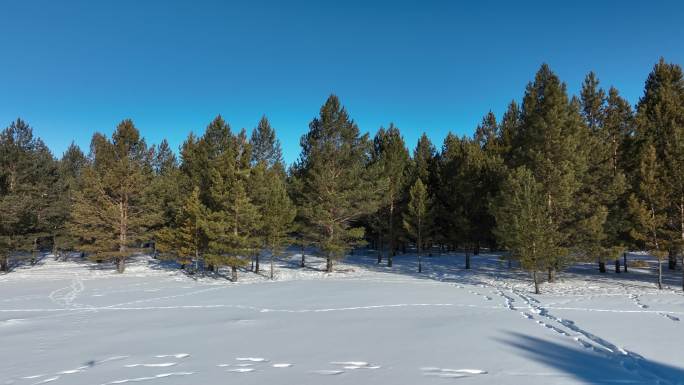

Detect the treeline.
[{"left": 2, "top": 59, "right": 684, "bottom": 292}]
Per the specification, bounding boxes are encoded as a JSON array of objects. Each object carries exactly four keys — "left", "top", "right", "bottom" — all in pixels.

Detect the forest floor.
[{"left": 1, "top": 250, "right": 683, "bottom": 385}]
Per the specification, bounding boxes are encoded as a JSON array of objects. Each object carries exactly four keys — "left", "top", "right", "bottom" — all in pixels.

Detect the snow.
[{"left": 1, "top": 251, "right": 683, "bottom": 384}]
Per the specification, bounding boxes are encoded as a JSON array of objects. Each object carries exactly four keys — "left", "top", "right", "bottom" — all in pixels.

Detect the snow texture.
[{"left": 1, "top": 250, "right": 683, "bottom": 384}]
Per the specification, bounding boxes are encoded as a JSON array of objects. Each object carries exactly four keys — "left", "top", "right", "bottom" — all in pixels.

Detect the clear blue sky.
[{"left": 1, "top": 0, "right": 683, "bottom": 164}]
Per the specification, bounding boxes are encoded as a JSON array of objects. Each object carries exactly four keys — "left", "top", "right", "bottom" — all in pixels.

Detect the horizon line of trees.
[{"left": 2, "top": 58, "right": 684, "bottom": 293}]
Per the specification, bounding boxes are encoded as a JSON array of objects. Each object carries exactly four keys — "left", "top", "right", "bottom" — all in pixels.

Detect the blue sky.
[{"left": 1, "top": 0, "right": 683, "bottom": 164}]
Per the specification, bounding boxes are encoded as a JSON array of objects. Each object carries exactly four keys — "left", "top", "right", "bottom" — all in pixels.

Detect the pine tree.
[
  {"left": 634, "top": 59, "right": 684, "bottom": 278},
  {"left": 499, "top": 101, "right": 522, "bottom": 168},
  {"left": 579, "top": 74, "right": 631, "bottom": 273},
  {"left": 292, "top": 95, "right": 383, "bottom": 272},
  {"left": 0, "top": 119, "right": 58, "bottom": 271},
  {"left": 515, "top": 64, "right": 591, "bottom": 281},
  {"left": 493, "top": 167, "right": 562, "bottom": 294},
  {"left": 156, "top": 187, "right": 209, "bottom": 271},
  {"left": 204, "top": 148, "right": 260, "bottom": 281},
  {"left": 52, "top": 143, "right": 87, "bottom": 258},
  {"left": 403, "top": 179, "right": 432, "bottom": 273},
  {"left": 261, "top": 172, "right": 296, "bottom": 279},
  {"left": 251, "top": 116, "right": 283, "bottom": 168},
  {"left": 628, "top": 145, "right": 669, "bottom": 289},
  {"left": 69, "top": 120, "right": 155, "bottom": 273},
  {"left": 372, "top": 124, "right": 409, "bottom": 267}
]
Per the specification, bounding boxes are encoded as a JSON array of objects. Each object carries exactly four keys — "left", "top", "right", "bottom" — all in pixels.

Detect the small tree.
[
  {"left": 262, "top": 174, "right": 296, "bottom": 279},
  {"left": 628, "top": 145, "right": 669, "bottom": 289},
  {"left": 156, "top": 187, "right": 209, "bottom": 271},
  {"left": 493, "top": 167, "right": 562, "bottom": 294},
  {"left": 403, "top": 179, "right": 432, "bottom": 273}
]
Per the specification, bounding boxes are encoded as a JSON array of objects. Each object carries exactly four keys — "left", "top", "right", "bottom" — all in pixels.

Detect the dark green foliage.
[
  {"left": 69, "top": 120, "right": 155, "bottom": 273},
  {"left": 403, "top": 178, "right": 432, "bottom": 272},
  {"left": 372, "top": 124, "right": 410, "bottom": 266},
  {"left": 292, "top": 95, "right": 383, "bottom": 272},
  {"left": 493, "top": 167, "right": 561, "bottom": 294},
  {"left": 0, "top": 119, "right": 59, "bottom": 270}
]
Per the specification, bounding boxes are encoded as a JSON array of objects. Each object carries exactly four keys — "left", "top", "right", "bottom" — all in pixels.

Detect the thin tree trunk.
[
  {"left": 533, "top": 270, "right": 540, "bottom": 294},
  {"left": 598, "top": 261, "right": 606, "bottom": 273},
  {"left": 231, "top": 266, "right": 238, "bottom": 281},
  {"left": 326, "top": 256, "right": 333, "bottom": 273},
  {"left": 377, "top": 233, "right": 382, "bottom": 264},
  {"left": 270, "top": 254, "right": 275, "bottom": 280},
  {"left": 255, "top": 254, "right": 260, "bottom": 273},
  {"left": 668, "top": 249, "right": 676, "bottom": 270},
  {"left": 465, "top": 248, "right": 471, "bottom": 269},
  {"left": 117, "top": 257, "right": 126, "bottom": 273},
  {"left": 658, "top": 259, "right": 663, "bottom": 290},
  {"left": 615, "top": 259, "right": 621, "bottom": 273},
  {"left": 623, "top": 253, "right": 628, "bottom": 273},
  {"left": 0, "top": 256, "right": 8, "bottom": 272},
  {"left": 300, "top": 244, "right": 305, "bottom": 268},
  {"left": 547, "top": 268, "right": 555, "bottom": 282}
]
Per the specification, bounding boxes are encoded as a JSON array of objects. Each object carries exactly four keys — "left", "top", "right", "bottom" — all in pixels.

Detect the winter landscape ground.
[{"left": 1, "top": 251, "right": 683, "bottom": 385}]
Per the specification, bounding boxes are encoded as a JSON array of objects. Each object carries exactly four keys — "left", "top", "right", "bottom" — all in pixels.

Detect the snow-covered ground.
[{"left": 1, "top": 251, "right": 683, "bottom": 384}]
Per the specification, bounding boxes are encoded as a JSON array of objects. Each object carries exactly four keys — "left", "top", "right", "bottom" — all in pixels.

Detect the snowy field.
[{"left": 1, "top": 251, "right": 684, "bottom": 385}]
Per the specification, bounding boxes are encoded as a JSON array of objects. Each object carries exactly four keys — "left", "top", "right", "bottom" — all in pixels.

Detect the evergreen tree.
[
  {"left": 628, "top": 145, "right": 669, "bottom": 289},
  {"left": 634, "top": 58, "right": 684, "bottom": 277},
  {"left": 204, "top": 149, "right": 260, "bottom": 281},
  {"left": 261, "top": 172, "right": 296, "bottom": 279},
  {"left": 250, "top": 116, "right": 283, "bottom": 168},
  {"left": 69, "top": 120, "right": 154, "bottom": 273},
  {"left": 515, "top": 64, "right": 591, "bottom": 280},
  {"left": 493, "top": 167, "right": 562, "bottom": 294},
  {"left": 0, "top": 119, "right": 58, "bottom": 271},
  {"left": 372, "top": 124, "right": 409, "bottom": 266},
  {"left": 499, "top": 100, "right": 522, "bottom": 167},
  {"left": 474, "top": 111, "right": 501, "bottom": 156},
  {"left": 579, "top": 74, "right": 631, "bottom": 272},
  {"left": 403, "top": 179, "right": 432, "bottom": 273},
  {"left": 52, "top": 143, "right": 87, "bottom": 258},
  {"left": 292, "top": 95, "right": 383, "bottom": 272},
  {"left": 156, "top": 187, "right": 209, "bottom": 271}
]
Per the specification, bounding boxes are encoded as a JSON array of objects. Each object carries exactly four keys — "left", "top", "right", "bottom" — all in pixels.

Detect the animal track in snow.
[
  {"left": 101, "top": 372, "right": 194, "bottom": 384},
  {"left": 235, "top": 357, "right": 268, "bottom": 362},
  {"left": 227, "top": 368, "right": 255, "bottom": 373},
  {"left": 154, "top": 353, "right": 190, "bottom": 358},
  {"left": 124, "top": 362, "right": 176, "bottom": 368},
  {"left": 311, "top": 369, "right": 344, "bottom": 375},
  {"left": 659, "top": 312, "right": 680, "bottom": 321},
  {"left": 421, "top": 367, "right": 487, "bottom": 378}
]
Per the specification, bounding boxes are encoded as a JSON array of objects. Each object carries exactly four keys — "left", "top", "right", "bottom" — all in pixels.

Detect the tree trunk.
[
  {"left": 615, "top": 259, "right": 621, "bottom": 273},
  {"left": 623, "top": 253, "right": 628, "bottom": 273},
  {"left": 231, "top": 266, "right": 238, "bottom": 282},
  {"left": 0, "top": 256, "right": 8, "bottom": 272},
  {"left": 326, "top": 257, "right": 333, "bottom": 273},
  {"left": 255, "top": 255, "right": 260, "bottom": 273},
  {"left": 668, "top": 249, "right": 676, "bottom": 270},
  {"left": 116, "top": 257, "right": 126, "bottom": 273},
  {"left": 465, "top": 249, "right": 471, "bottom": 269},
  {"left": 598, "top": 261, "right": 606, "bottom": 273},
  {"left": 657, "top": 259, "right": 663, "bottom": 290},
  {"left": 533, "top": 270, "right": 540, "bottom": 294},
  {"left": 548, "top": 268, "right": 555, "bottom": 282},
  {"left": 300, "top": 245, "right": 305, "bottom": 268},
  {"left": 270, "top": 254, "right": 274, "bottom": 280},
  {"left": 387, "top": 253, "right": 393, "bottom": 267},
  {"left": 377, "top": 233, "right": 382, "bottom": 264}
]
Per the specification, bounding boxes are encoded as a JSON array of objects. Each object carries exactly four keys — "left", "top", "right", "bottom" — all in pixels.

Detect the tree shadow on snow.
[{"left": 499, "top": 332, "right": 684, "bottom": 385}]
